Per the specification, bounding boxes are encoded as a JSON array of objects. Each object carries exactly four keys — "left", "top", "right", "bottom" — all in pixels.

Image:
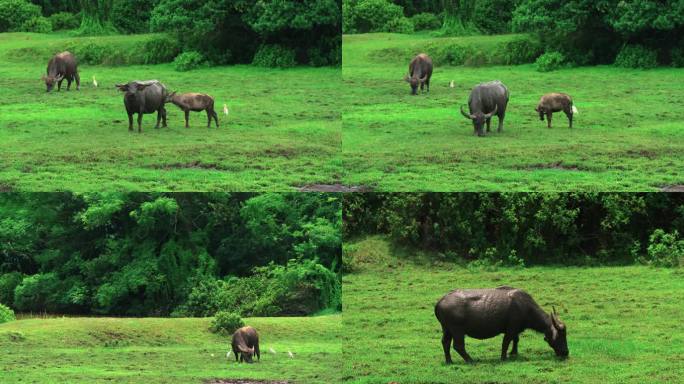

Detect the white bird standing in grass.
[
  {"left": 449, "top": 80, "right": 455, "bottom": 88},
  {"left": 226, "top": 350, "right": 232, "bottom": 358},
  {"left": 287, "top": 351, "right": 294, "bottom": 358},
  {"left": 92, "top": 76, "right": 98, "bottom": 88},
  {"left": 269, "top": 347, "right": 277, "bottom": 354},
  {"left": 572, "top": 105, "right": 579, "bottom": 114},
  {"left": 223, "top": 103, "right": 229, "bottom": 116}
]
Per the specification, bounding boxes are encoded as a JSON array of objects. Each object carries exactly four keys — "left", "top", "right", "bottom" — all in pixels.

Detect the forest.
[
  {"left": 343, "top": 0, "right": 684, "bottom": 67},
  {"left": 0, "top": 193, "right": 342, "bottom": 317},
  {"left": 1, "top": 0, "right": 341, "bottom": 66},
  {"left": 343, "top": 193, "right": 684, "bottom": 266}
]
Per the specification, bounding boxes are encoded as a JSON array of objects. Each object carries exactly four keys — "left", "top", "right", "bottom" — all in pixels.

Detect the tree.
[{"left": 75, "top": 0, "right": 116, "bottom": 35}]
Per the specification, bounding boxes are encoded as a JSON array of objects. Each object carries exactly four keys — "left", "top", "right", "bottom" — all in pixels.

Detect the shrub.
[
  {"left": 20, "top": 16, "right": 52, "bottom": 33},
  {"left": 0, "top": 0, "right": 41, "bottom": 32},
  {"left": 0, "top": 303, "right": 15, "bottom": 324},
  {"left": 173, "top": 51, "right": 205, "bottom": 72},
  {"left": 179, "top": 278, "right": 228, "bottom": 317},
  {"left": 74, "top": 42, "right": 115, "bottom": 65},
  {"left": 210, "top": 311, "right": 244, "bottom": 335},
  {"left": 0, "top": 272, "right": 23, "bottom": 307},
  {"left": 384, "top": 16, "right": 414, "bottom": 34},
  {"left": 638, "top": 229, "right": 684, "bottom": 267},
  {"left": 112, "top": 0, "right": 158, "bottom": 34},
  {"left": 252, "top": 44, "right": 296, "bottom": 68},
  {"left": 501, "top": 36, "right": 543, "bottom": 64},
  {"left": 351, "top": 0, "right": 404, "bottom": 33},
  {"left": 141, "top": 34, "right": 181, "bottom": 64},
  {"left": 48, "top": 12, "right": 79, "bottom": 31},
  {"left": 410, "top": 12, "right": 441, "bottom": 31},
  {"left": 13, "top": 273, "right": 61, "bottom": 312},
  {"left": 614, "top": 44, "right": 658, "bottom": 69},
  {"left": 535, "top": 51, "right": 566, "bottom": 72}
]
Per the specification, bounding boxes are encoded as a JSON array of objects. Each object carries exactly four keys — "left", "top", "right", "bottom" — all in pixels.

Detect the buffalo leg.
[
  {"left": 441, "top": 329, "right": 453, "bottom": 364},
  {"left": 501, "top": 334, "right": 513, "bottom": 360},
  {"left": 426, "top": 79, "right": 430, "bottom": 93},
  {"left": 75, "top": 72, "right": 80, "bottom": 90},
  {"left": 255, "top": 344, "right": 260, "bottom": 361},
  {"left": 486, "top": 118, "right": 491, "bottom": 132},
  {"left": 161, "top": 107, "right": 168, "bottom": 128},
  {"left": 497, "top": 114, "right": 505, "bottom": 132},
  {"left": 206, "top": 110, "right": 212, "bottom": 128},
  {"left": 127, "top": 113, "right": 134, "bottom": 132},
  {"left": 564, "top": 108, "right": 573, "bottom": 128},
  {"left": 452, "top": 333, "right": 473, "bottom": 363},
  {"left": 155, "top": 110, "right": 162, "bottom": 129},
  {"left": 184, "top": 110, "right": 190, "bottom": 128},
  {"left": 57, "top": 79, "right": 63, "bottom": 91},
  {"left": 546, "top": 112, "right": 553, "bottom": 128},
  {"left": 137, "top": 113, "right": 143, "bottom": 133},
  {"left": 510, "top": 335, "right": 519, "bottom": 356},
  {"left": 66, "top": 78, "right": 72, "bottom": 90},
  {"left": 212, "top": 110, "right": 219, "bottom": 128}
]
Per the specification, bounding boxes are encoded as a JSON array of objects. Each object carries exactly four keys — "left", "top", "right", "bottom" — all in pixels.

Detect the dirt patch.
[
  {"left": 205, "top": 380, "right": 289, "bottom": 384},
  {"left": 298, "top": 184, "right": 371, "bottom": 192},
  {"left": 150, "top": 161, "right": 222, "bottom": 170},
  {"left": 661, "top": 185, "right": 684, "bottom": 192},
  {"left": 624, "top": 149, "right": 657, "bottom": 159},
  {"left": 517, "top": 161, "right": 583, "bottom": 171}
]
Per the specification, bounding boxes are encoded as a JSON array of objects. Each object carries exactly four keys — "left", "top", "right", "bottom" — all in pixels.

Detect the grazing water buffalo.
[
  {"left": 460, "top": 80, "right": 509, "bottom": 136},
  {"left": 166, "top": 92, "right": 219, "bottom": 128},
  {"left": 435, "top": 286, "right": 568, "bottom": 363},
  {"left": 115, "top": 80, "right": 170, "bottom": 133},
  {"left": 231, "top": 326, "right": 260, "bottom": 363},
  {"left": 404, "top": 53, "right": 433, "bottom": 95},
  {"left": 43, "top": 51, "right": 80, "bottom": 92},
  {"left": 536, "top": 93, "right": 578, "bottom": 128}
]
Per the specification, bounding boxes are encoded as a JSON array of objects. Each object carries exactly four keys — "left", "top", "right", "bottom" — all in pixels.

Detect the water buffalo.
[
  {"left": 43, "top": 51, "right": 80, "bottom": 92},
  {"left": 435, "top": 286, "right": 568, "bottom": 363},
  {"left": 536, "top": 93, "right": 578, "bottom": 128},
  {"left": 460, "top": 80, "right": 509, "bottom": 136},
  {"left": 231, "top": 326, "right": 260, "bottom": 363},
  {"left": 166, "top": 92, "right": 219, "bottom": 128},
  {"left": 404, "top": 53, "right": 433, "bottom": 95},
  {"left": 115, "top": 80, "right": 170, "bottom": 133}
]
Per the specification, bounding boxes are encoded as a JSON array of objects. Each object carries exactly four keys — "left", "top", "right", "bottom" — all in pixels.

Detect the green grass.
[
  {"left": 0, "top": 33, "right": 341, "bottom": 191},
  {"left": 342, "top": 237, "right": 684, "bottom": 383},
  {"left": 342, "top": 33, "right": 684, "bottom": 191},
  {"left": 0, "top": 314, "right": 341, "bottom": 383}
]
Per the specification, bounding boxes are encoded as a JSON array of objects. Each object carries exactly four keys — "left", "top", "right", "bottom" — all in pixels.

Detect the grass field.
[
  {"left": 0, "top": 314, "right": 341, "bottom": 384},
  {"left": 0, "top": 33, "right": 341, "bottom": 191},
  {"left": 342, "top": 33, "right": 684, "bottom": 191},
  {"left": 342, "top": 237, "right": 684, "bottom": 383}
]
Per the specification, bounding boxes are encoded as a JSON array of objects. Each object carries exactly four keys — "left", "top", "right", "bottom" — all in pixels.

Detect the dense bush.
[
  {"left": 0, "top": 272, "right": 23, "bottom": 308},
  {"left": 252, "top": 44, "right": 297, "bottom": 68},
  {"left": 472, "top": 0, "right": 519, "bottom": 34},
  {"left": 140, "top": 34, "right": 180, "bottom": 64},
  {"left": 28, "top": 0, "right": 79, "bottom": 15},
  {"left": 48, "top": 11, "right": 79, "bottom": 30},
  {"left": 0, "top": 303, "right": 15, "bottom": 324},
  {"left": 384, "top": 16, "right": 414, "bottom": 34},
  {"left": 535, "top": 51, "right": 566, "bottom": 72},
  {"left": 173, "top": 51, "right": 205, "bottom": 72},
  {"left": 0, "top": 0, "right": 42, "bottom": 32},
  {"left": 638, "top": 230, "right": 684, "bottom": 267},
  {"left": 501, "top": 35, "right": 543, "bottom": 64},
  {"left": 346, "top": 0, "right": 404, "bottom": 33},
  {"left": 344, "top": 193, "right": 684, "bottom": 266},
  {"left": 112, "top": 0, "right": 158, "bottom": 34},
  {"left": 13, "top": 273, "right": 61, "bottom": 312},
  {"left": 20, "top": 15, "right": 52, "bottom": 32},
  {"left": 410, "top": 12, "right": 441, "bottom": 31},
  {"left": 614, "top": 44, "right": 659, "bottom": 69},
  {"left": 210, "top": 311, "right": 244, "bottom": 335}
]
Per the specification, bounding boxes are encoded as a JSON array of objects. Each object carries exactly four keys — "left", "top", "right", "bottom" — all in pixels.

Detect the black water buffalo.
[
  {"left": 460, "top": 80, "right": 509, "bottom": 136},
  {"left": 115, "top": 80, "right": 170, "bottom": 133},
  {"left": 166, "top": 92, "right": 219, "bottom": 128},
  {"left": 536, "top": 93, "right": 578, "bottom": 128},
  {"left": 43, "top": 51, "right": 80, "bottom": 92},
  {"left": 231, "top": 326, "right": 260, "bottom": 363},
  {"left": 404, "top": 53, "right": 433, "bottom": 95},
  {"left": 435, "top": 286, "right": 568, "bottom": 363}
]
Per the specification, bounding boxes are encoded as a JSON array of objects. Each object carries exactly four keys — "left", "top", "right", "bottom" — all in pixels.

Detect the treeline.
[
  {"left": 0, "top": 193, "right": 341, "bottom": 316},
  {"left": 343, "top": 0, "right": 684, "bottom": 68},
  {"left": 344, "top": 193, "right": 684, "bottom": 267},
  {"left": 2, "top": 0, "right": 341, "bottom": 67}
]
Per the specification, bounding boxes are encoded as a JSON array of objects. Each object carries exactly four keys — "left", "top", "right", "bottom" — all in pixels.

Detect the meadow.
[
  {"left": 342, "top": 237, "right": 684, "bottom": 383},
  {"left": 0, "top": 314, "right": 341, "bottom": 384},
  {"left": 0, "top": 33, "right": 341, "bottom": 191},
  {"left": 342, "top": 33, "right": 684, "bottom": 191}
]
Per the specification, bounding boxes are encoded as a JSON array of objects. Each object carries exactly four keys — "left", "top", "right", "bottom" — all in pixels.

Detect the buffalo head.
[
  {"left": 405, "top": 74, "right": 427, "bottom": 95},
  {"left": 544, "top": 307, "right": 569, "bottom": 358},
  {"left": 460, "top": 105, "right": 498, "bottom": 136},
  {"left": 43, "top": 74, "right": 64, "bottom": 92}
]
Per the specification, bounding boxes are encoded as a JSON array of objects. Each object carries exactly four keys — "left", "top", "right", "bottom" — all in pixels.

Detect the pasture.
[
  {"left": 342, "top": 33, "right": 684, "bottom": 191},
  {"left": 0, "top": 33, "right": 341, "bottom": 191},
  {"left": 342, "top": 237, "right": 684, "bottom": 383},
  {"left": 0, "top": 314, "right": 341, "bottom": 384}
]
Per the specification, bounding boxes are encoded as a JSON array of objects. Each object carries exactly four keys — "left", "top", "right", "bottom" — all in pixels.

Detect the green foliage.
[
  {"left": 209, "top": 311, "right": 244, "bottom": 335},
  {"left": 48, "top": 11, "right": 79, "bottom": 30},
  {"left": 384, "top": 16, "right": 414, "bottom": 34},
  {"left": 74, "top": 0, "right": 118, "bottom": 36},
  {"left": 13, "top": 273, "right": 61, "bottom": 312},
  {"left": 252, "top": 44, "right": 296, "bottom": 68},
  {"left": 472, "top": 0, "right": 519, "bottom": 34},
  {"left": 614, "top": 44, "right": 659, "bottom": 69},
  {"left": 140, "top": 34, "right": 180, "bottom": 64},
  {"left": 0, "top": 0, "right": 42, "bottom": 32},
  {"left": 20, "top": 15, "right": 52, "bottom": 32},
  {"left": 173, "top": 51, "right": 205, "bottom": 71},
  {"left": 345, "top": 0, "right": 405, "bottom": 33},
  {"left": 111, "top": 0, "right": 158, "bottom": 34},
  {"left": 0, "top": 303, "right": 15, "bottom": 324},
  {"left": 638, "top": 229, "right": 684, "bottom": 267},
  {"left": 410, "top": 12, "right": 441, "bottom": 31},
  {"left": 535, "top": 51, "right": 566, "bottom": 72},
  {"left": 672, "top": 46, "right": 684, "bottom": 67},
  {"left": 0, "top": 272, "right": 23, "bottom": 307},
  {"left": 501, "top": 34, "right": 543, "bottom": 64}
]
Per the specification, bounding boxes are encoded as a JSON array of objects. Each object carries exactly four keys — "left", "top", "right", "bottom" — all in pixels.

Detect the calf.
[
  {"left": 166, "top": 92, "right": 219, "bottom": 128},
  {"left": 535, "top": 93, "right": 578, "bottom": 128}
]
